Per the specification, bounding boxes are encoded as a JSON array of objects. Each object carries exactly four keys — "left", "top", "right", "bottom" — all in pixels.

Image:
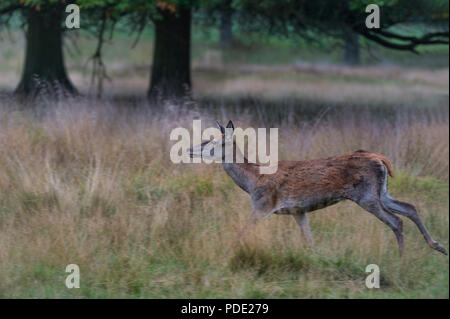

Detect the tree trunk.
[
  {"left": 219, "top": 0, "right": 233, "bottom": 48},
  {"left": 148, "top": 8, "right": 191, "bottom": 102},
  {"left": 15, "top": 6, "right": 77, "bottom": 96},
  {"left": 344, "top": 32, "right": 360, "bottom": 66}
]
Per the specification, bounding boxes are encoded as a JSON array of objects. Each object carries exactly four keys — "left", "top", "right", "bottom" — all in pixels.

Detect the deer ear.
[
  {"left": 216, "top": 121, "right": 225, "bottom": 134},
  {"left": 226, "top": 120, "right": 234, "bottom": 131}
]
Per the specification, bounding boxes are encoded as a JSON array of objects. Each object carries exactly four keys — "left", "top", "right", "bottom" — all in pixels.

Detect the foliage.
[
  {"left": 0, "top": 90, "right": 447, "bottom": 298},
  {"left": 1, "top": 0, "right": 448, "bottom": 58}
]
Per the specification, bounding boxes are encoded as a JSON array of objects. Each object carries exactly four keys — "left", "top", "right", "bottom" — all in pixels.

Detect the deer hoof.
[{"left": 432, "top": 242, "right": 448, "bottom": 255}]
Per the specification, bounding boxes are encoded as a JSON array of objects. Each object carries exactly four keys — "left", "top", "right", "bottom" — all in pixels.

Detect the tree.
[
  {"left": 2, "top": 0, "right": 448, "bottom": 100},
  {"left": 342, "top": 0, "right": 360, "bottom": 66},
  {"left": 219, "top": 0, "right": 232, "bottom": 48},
  {"left": 344, "top": 32, "right": 360, "bottom": 65},
  {"left": 101, "top": 0, "right": 194, "bottom": 102},
  {"left": 4, "top": 0, "right": 193, "bottom": 101},
  {"left": 347, "top": 0, "right": 449, "bottom": 53},
  {"left": 88, "top": 0, "right": 450, "bottom": 101},
  {"left": 1, "top": 1, "right": 77, "bottom": 96},
  {"left": 0, "top": 0, "right": 113, "bottom": 97},
  {"left": 148, "top": 3, "right": 192, "bottom": 101},
  {"left": 235, "top": 0, "right": 448, "bottom": 52}
]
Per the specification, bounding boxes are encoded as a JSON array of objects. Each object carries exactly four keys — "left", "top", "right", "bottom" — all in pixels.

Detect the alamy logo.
[
  {"left": 365, "top": 264, "right": 380, "bottom": 288},
  {"left": 65, "top": 4, "right": 80, "bottom": 29},
  {"left": 365, "top": 4, "right": 380, "bottom": 29},
  {"left": 65, "top": 264, "right": 80, "bottom": 289},
  {"left": 170, "top": 120, "right": 279, "bottom": 174}
]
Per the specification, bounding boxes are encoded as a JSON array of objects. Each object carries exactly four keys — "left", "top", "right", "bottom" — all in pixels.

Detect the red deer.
[{"left": 188, "top": 121, "right": 447, "bottom": 256}]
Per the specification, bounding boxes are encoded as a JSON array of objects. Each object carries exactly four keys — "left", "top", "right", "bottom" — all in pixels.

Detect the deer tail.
[
  {"left": 355, "top": 150, "right": 394, "bottom": 178},
  {"left": 375, "top": 154, "right": 394, "bottom": 177}
]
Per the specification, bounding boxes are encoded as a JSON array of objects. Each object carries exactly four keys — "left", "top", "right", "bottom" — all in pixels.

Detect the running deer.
[{"left": 188, "top": 121, "right": 448, "bottom": 256}]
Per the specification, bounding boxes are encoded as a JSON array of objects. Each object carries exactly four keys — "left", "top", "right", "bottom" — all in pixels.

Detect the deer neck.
[{"left": 222, "top": 143, "right": 258, "bottom": 193}]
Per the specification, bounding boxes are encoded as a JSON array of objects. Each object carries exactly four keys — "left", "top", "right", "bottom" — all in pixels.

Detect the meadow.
[{"left": 0, "top": 29, "right": 448, "bottom": 298}]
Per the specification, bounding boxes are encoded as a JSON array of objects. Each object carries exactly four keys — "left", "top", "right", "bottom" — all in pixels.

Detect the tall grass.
[{"left": 0, "top": 96, "right": 447, "bottom": 298}]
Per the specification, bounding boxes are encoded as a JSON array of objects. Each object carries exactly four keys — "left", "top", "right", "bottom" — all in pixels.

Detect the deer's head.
[{"left": 188, "top": 120, "right": 234, "bottom": 161}]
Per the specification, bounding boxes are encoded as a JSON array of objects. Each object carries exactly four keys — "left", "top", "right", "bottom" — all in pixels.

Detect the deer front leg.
[
  {"left": 293, "top": 212, "right": 314, "bottom": 248},
  {"left": 236, "top": 210, "right": 263, "bottom": 242},
  {"left": 227, "top": 209, "right": 265, "bottom": 255}
]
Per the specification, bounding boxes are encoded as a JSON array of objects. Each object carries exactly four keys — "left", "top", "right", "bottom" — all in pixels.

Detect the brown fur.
[
  {"left": 190, "top": 121, "right": 448, "bottom": 256},
  {"left": 237, "top": 151, "right": 392, "bottom": 216}
]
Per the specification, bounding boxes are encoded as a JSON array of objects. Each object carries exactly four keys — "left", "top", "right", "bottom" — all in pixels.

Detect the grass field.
[{"left": 0, "top": 30, "right": 448, "bottom": 298}]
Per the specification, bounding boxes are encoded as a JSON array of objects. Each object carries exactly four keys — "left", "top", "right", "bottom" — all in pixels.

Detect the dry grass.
[
  {"left": 0, "top": 96, "right": 447, "bottom": 298},
  {"left": 0, "top": 29, "right": 448, "bottom": 298}
]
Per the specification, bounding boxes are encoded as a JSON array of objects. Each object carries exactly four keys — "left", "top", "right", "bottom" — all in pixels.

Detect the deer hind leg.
[
  {"left": 381, "top": 194, "right": 448, "bottom": 255},
  {"left": 357, "top": 197, "right": 405, "bottom": 256},
  {"left": 378, "top": 163, "right": 448, "bottom": 255},
  {"left": 293, "top": 212, "right": 314, "bottom": 248}
]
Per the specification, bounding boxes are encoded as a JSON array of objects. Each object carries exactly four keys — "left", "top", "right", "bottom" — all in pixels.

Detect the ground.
[{"left": 0, "top": 28, "right": 448, "bottom": 298}]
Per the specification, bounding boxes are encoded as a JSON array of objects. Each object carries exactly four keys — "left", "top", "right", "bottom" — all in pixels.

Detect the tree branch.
[
  {"left": 354, "top": 27, "right": 449, "bottom": 53},
  {"left": 0, "top": 4, "right": 21, "bottom": 15}
]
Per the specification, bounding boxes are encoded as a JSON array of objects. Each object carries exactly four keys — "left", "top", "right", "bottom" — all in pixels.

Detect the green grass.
[
  {"left": 0, "top": 152, "right": 447, "bottom": 298},
  {"left": 0, "top": 19, "right": 448, "bottom": 299}
]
